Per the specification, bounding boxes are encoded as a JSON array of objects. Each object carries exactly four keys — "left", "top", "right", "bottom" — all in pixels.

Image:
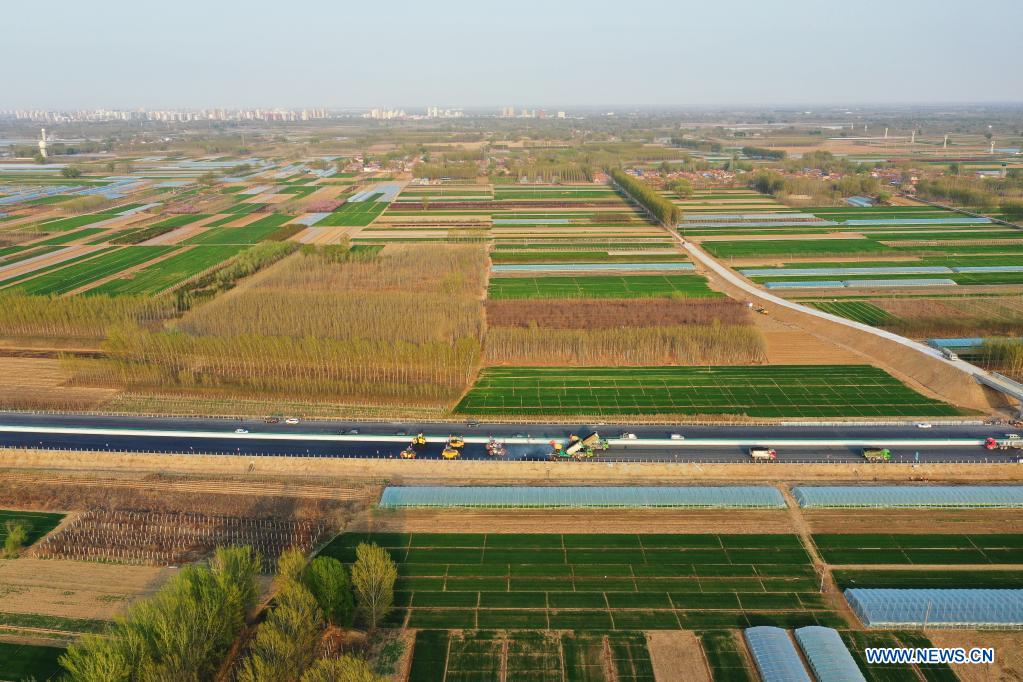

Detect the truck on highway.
[
  {"left": 748, "top": 447, "right": 777, "bottom": 461},
  {"left": 550, "top": 432, "right": 608, "bottom": 460},
  {"left": 984, "top": 435, "right": 1023, "bottom": 450},
  {"left": 862, "top": 447, "right": 892, "bottom": 462}
]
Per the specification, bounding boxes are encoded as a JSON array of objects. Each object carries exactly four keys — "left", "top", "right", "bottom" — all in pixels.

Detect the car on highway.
[
  {"left": 264, "top": 417, "right": 280, "bottom": 424},
  {"left": 344, "top": 429, "right": 359, "bottom": 435},
  {"left": 669, "top": 433, "right": 685, "bottom": 440},
  {"left": 620, "top": 432, "right": 637, "bottom": 440},
  {"left": 234, "top": 428, "right": 249, "bottom": 434},
  {"left": 285, "top": 417, "right": 300, "bottom": 425},
  {"left": 915, "top": 422, "right": 932, "bottom": 429},
  {"left": 466, "top": 421, "right": 479, "bottom": 428}
]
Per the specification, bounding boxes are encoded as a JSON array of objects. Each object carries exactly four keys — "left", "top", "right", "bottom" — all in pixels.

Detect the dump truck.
[
  {"left": 550, "top": 432, "right": 609, "bottom": 460},
  {"left": 984, "top": 435, "right": 1023, "bottom": 450},
  {"left": 862, "top": 447, "right": 892, "bottom": 462},
  {"left": 485, "top": 437, "right": 507, "bottom": 457},
  {"left": 748, "top": 447, "right": 777, "bottom": 461}
]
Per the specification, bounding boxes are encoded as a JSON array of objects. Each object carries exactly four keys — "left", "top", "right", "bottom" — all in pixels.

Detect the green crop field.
[
  {"left": 34, "top": 228, "right": 108, "bottom": 245},
  {"left": 182, "top": 213, "right": 292, "bottom": 245},
  {"left": 89, "top": 244, "right": 246, "bottom": 296},
  {"left": 698, "top": 631, "right": 755, "bottom": 682},
  {"left": 703, "top": 239, "right": 892, "bottom": 259},
  {"left": 9, "top": 246, "right": 175, "bottom": 296},
  {"left": 814, "top": 534, "right": 1023, "bottom": 565},
  {"left": 842, "top": 632, "right": 957, "bottom": 682},
  {"left": 408, "top": 630, "right": 652, "bottom": 682},
  {"left": 832, "top": 569, "right": 1023, "bottom": 590},
  {"left": 812, "top": 301, "right": 897, "bottom": 326},
  {"left": 0, "top": 642, "right": 65, "bottom": 681},
  {"left": 0, "top": 248, "right": 118, "bottom": 289},
  {"left": 35, "top": 214, "right": 114, "bottom": 232},
  {"left": 487, "top": 274, "right": 718, "bottom": 300},
  {"left": 316, "top": 197, "right": 389, "bottom": 227},
  {"left": 455, "top": 366, "right": 961, "bottom": 418},
  {"left": 320, "top": 532, "right": 841, "bottom": 632},
  {"left": 0, "top": 510, "right": 65, "bottom": 546}
]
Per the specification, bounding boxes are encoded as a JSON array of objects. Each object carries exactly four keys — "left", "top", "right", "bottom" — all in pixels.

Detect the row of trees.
[
  {"left": 484, "top": 324, "right": 765, "bottom": 366},
  {"left": 749, "top": 170, "right": 882, "bottom": 205},
  {"left": 0, "top": 292, "right": 176, "bottom": 340},
  {"left": 741, "top": 146, "right": 786, "bottom": 161},
  {"left": 916, "top": 174, "right": 1023, "bottom": 219},
  {"left": 608, "top": 168, "right": 680, "bottom": 225},
  {"left": 60, "top": 545, "right": 261, "bottom": 681},
  {"left": 234, "top": 544, "right": 392, "bottom": 682}
]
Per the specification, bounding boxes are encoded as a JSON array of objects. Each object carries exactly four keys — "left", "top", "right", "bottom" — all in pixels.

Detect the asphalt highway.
[{"left": 0, "top": 412, "right": 1018, "bottom": 464}]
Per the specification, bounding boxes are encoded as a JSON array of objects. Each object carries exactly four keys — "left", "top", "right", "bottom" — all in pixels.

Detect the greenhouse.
[
  {"left": 792, "top": 486, "right": 1023, "bottom": 508},
  {"left": 744, "top": 627, "right": 812, "bottom": 682},
  {"left": 845, "top": 589, "right": 1023, "bottom": 629},
  {"left": 794, "top": 627, "right": 866, "bottom": 682},
  {"left": 378, "top": 485, "right": 786, "bottom": 509}
]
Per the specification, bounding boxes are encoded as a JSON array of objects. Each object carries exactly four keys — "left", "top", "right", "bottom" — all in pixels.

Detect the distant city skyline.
[{"left": 3, "top": 0, "right": 1021, "bottom": 109}]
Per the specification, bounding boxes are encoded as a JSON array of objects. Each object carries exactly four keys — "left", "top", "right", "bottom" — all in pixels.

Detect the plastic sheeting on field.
[
  {"left": 378, "top": 486, "right": 786, "bottom": 509},
  {"left": 742, "top": 266, "right": 955, "bottom": 278},
  {"left": 844, "top": 278, "right": 958, "bottom": 288},
  {"left": 683, "top": 212, "right": 817, "bottom": 222},
  {"left": 792, "top": 486, "right": 1023, "bottom": 508},
  {"left": 744, "top": 627, "right": 812, "bottom": 682},
  {"left": 764, "top": 280, "right": 846, "bottom": 289},
  {"left": 842, "top": 217, "right": 991, "bottom": 226},
  {"left": 954, "top": 265, "right": 1023, "bottom": 273},
  {"left": 794, "top": 627, "right": 866, "bottom": 682},
  {"left": 845, "top": 589, "right": 1023, "bottom": 629},
  {"left": 492, "top": 218, "right": 571, "bottom": 225}
]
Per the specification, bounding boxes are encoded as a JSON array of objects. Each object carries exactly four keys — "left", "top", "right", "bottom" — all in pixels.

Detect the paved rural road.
[{"left": 0, "top": 412, "right": 1017, "bottom": 464}]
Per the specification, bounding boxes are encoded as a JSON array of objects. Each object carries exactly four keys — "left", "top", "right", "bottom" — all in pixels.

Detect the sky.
[{"left": 4, "top": 0, "right": 1022, "bottom": 109}]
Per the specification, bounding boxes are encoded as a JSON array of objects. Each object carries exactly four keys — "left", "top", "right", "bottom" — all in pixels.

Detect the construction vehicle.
[
  {"left": 441, "top": 445, "right": 461, "bottom": 459},
  {"left": 549, "top": 432, "right": 609, "bottom": 460},
  {"left": 755, "top": 307, "right": 769, "bottom": 315},
  {"left": 400, "top": 433, "right": 428, "bottom": 459},
  {"left": 749, "top": 447, "right": 777, "bottom": 461},
  {"left": 485, "top": 437, "right": 507, "bottom": 457},
  {"left": 447, "top": 435, "right": 466, "bottom": 449},
  {"left": 862, "top": 447, "right": 892, "bottom": 462},
  {"left": 984, "top": 435, "right": 1023, "bottom": 450}
]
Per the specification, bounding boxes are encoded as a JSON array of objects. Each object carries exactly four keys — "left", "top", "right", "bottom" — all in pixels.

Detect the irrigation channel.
[{"left": 0, "top": 413, "right": 1017, "bottom": 463}]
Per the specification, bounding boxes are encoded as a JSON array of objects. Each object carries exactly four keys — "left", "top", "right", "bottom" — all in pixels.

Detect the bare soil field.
[
  {"left": 752, "top": 314, "right": 863, "bottom": 364},
  {"left": 0, "top": 557, "right": 174, "bottom": 621},
  {"left": 929, "top": 631, "right": 1023, "bottom": 682},
  {"left": 347, "top": 508, "right": 796, "bottom": 534},
  {"left": 648, "top": 631, "right": 711, "bottom": 682},
  {"left": 804, "top": 509, "right": 1023, "bottom": 534}
]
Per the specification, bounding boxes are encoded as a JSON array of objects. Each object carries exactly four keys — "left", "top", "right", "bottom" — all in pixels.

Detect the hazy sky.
[{"left": 5, "top": 0, "right": 1021, "bottom": 109}]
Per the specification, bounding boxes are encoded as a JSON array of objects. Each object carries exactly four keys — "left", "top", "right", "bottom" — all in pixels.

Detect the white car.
[
  {"left": 285, "top": 418, "right": 300, "bottom": 425},
  {"left": 669, "top": 433, "right": 685, "bottom": 440},
  {"left": 915, "top": 423, "right": 932, "bottom": 429},
  {"left": 234, "top": 428, "right": 249, "bottom": 434},
  {"left": 620, "top": 433, "right": 638, "bottom": 440}
]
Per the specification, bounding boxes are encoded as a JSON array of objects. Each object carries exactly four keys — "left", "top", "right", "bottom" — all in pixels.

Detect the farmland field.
[
  {"left": 0, "top": 510, "right": 65, "bottom": 546},
  {"left": 698, "top": 631, "right": 755, "bottom": 682},
  {"left": 832, "top": 569, "right": 1023, "bottom": 590},
  {"left": 7, "top": 246, "right": 174, "bottom": 295},
  {"left": 320, "top": 532, "right": 841, "bottom": 632},
  {"left": 315, "top": 196, "right": 389, "bottom": 226},
  {"left": 88, "top": 244, "right": 246, "bottom": 296},
  {"left": 408, "top": 630, "right": 654, "bottom": 682},
  {"left": 0, "top": 642, "right": 65, "bottom": 681},
  {"left": 454, "top": 366, "right": 962, "bottom": 417},
  {"left": 814, "top": 534, "right": 1023, "bottom": 565},
  {"left": 703, "top": 239, "right": 892, "bottom": 259},
  {"left": 182, "top": 213, "right": 292, "bottom": 245},
  {"left": 812, "top": 301, "right": 897, "bottom": 325},
  {"left": 488, "top": 274, "right": 719, "bottom": 300}
]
